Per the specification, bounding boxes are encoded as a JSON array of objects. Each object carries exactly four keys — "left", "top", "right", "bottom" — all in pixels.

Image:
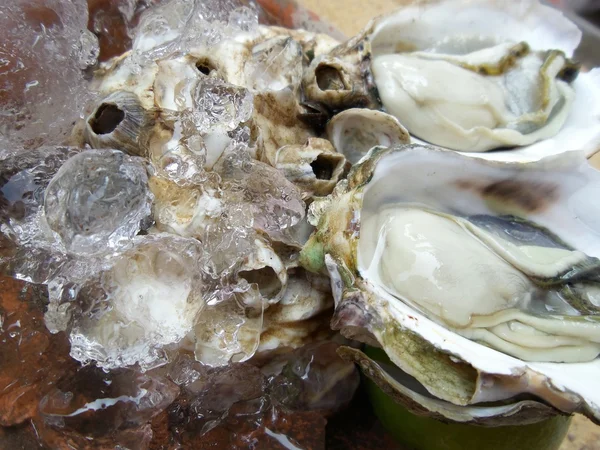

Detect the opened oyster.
[
  {"left": 303, "top": 0, "right": 600, "bottom": 159},
  {"left": 301, "top": 144, "right": 600, "bottom": 425}
]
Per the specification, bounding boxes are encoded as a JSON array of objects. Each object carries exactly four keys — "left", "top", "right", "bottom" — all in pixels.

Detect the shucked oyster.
[
  {"left": 303, "top": 0, "right": 600, "bottom": 159},
  {"left": 301, "top": 144, "right": 600, "bottom": 424}
]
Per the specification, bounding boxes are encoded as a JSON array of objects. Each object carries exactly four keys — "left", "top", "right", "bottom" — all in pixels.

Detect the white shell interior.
[
  {"left": 357, "top": 147, "right": 600, "bottom": 418},
  {"left": 368, "top": 0, "right": 600, "bottom": 160}
]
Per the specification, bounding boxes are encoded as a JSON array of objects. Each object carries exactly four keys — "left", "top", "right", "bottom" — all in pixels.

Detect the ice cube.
[
  {"left": 153, "top": 342, "right": 353, "bottom": 448},
  {"left": 185, "top": 78, "right": 254, "bottom": 134},
  {"left": 0, "top": 146, "right": 79, "bottom": 246},
  {"left": 193, "top": 289, "right": 263, "bottom": 366},
  {"left": 227, "top": 6, "right": 259, "bottom": 33},
  {"left": 268, "top": 341, "right": 360, "bottom": 412},
  {"left": 44, "top": 149, "right": 153, "bottom": 256},
  {"left": 131, "top": 0, "right": 258, "bottom": 61},
  {"left": 67, "top": 234, "right": 206, "bottom": 370},
  {"left": 245, "top": 36, "right": 303, "bottom": 91},
  {"left": 0, "top": 146, "right": 82, "bottom": 284},
  {"left": 196, "top": 199, "right": 255, "bottom": 278},
  {"left": 131, "top": 0, "right": 194, "bottom": 58},
  {"left": 0, "top": 0, "right": 98, "bottom": 150},
  {"left": 216, "top": 146, "right": 306, "bottom": 244}
]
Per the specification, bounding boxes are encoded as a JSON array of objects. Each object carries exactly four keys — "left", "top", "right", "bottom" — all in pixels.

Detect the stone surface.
[
  {"left": 38, "top": 366, "right": 179, "bottom": 437},
  {"left": 0, "top": 277, "right": 77, "bottom": 427}
]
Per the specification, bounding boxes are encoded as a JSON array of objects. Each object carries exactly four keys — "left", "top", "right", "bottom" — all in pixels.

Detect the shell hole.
[
  {"left": 310, "top": 154, "right": 337, "bottom": 180},
  {"left": 315, "top": 64, "right": 347, "bottom": 91},
  {"left": 559, "top": 64, "right": 580, "bottom": 83},
  {"left": 196, "top": 59, "right": 216, "bottom": 76},
  {"left": 239, "top": 267, "right": 281, "bottom": 299},
  {"left": 90, "top": 103, "right": 124, "bottom": 135}
]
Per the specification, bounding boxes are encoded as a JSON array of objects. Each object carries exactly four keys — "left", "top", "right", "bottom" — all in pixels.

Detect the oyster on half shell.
[
  {"left": 302, "top": 0, "right": 600, "bottom": 159},
  {"left": 301, "top": 144, "right": 600, "bottom": 425}
]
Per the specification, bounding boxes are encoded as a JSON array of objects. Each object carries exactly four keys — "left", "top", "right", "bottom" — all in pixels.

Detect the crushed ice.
[{"left": 0, "top": 0, "right": 358, "bottom": 447}]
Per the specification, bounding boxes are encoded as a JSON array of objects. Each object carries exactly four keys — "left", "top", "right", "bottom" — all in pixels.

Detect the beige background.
[{"left": 296, "top": 0, "right": 600, "bottom": 448}]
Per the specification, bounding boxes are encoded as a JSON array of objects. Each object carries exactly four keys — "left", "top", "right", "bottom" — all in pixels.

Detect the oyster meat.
[
  {"left": 302, "top": 144, "right": 600, "bottom": 424},
  {"left": 303, "top": 0, "right": 600, "bottom": 160}
]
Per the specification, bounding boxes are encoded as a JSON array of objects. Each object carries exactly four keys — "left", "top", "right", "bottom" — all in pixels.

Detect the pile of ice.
[{"left": 0, "top": 1, "right": 356, "bottom": 447}]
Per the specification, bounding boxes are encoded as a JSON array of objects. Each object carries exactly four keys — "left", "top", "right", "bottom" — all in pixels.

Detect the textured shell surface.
[{"left": 87, "top": 23, "right": 341, "bottom": 169}]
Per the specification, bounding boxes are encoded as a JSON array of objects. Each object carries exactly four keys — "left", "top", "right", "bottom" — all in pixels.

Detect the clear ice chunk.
[
  {"left": 44, "top": 149, "right": 153, "bottom": 256},
  {"left": 245, "top": 36, "right": 304, "bottom": 91},
  {"left": 184, "top": 78, "right": 254, "bottom": 134},
  {"left": 67, "top": 234, "right": 206, "bottom": 370},
  {"left": 0, "top": 0, "right": 98, "bottom": 151},
  {"left": 197, "top": 205, "right": 255, "bottom": 277},
  {"left": 0, "top": 146, "right": 79, "bottom": 246},
  {"left": 186, "top": 363, "right": 265, "bottom": 433},
  {"left": 216, "top": 146, "right": 306, "bottom": 244},
  {"left": 268, "top": 341, "right": 360, "bottom": 412},
  {"left": 193, "top": 288, "right": 264, "bottom": 366},
  {"left": 157, "top": 341, "right": 358, "bottom": 446},
  {"left": 149, "top": 118, "right": 211, "bottom": 185},
  {"left": 131, "top": 0, "right": 258, "bottom": 61},
  {"left": 0, "top": 146, "right": 82, "bottom": 284}
]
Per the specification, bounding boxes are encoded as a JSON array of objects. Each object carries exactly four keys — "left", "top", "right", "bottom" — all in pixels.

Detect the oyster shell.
[
  {"left": 88, "top": 23, "right": 340, "bottom": 169},
  {"left": 84, "top": 91, "right": 156, "bottom": 157},
  {"left": 303, "top": 0, "right": 600, "bottom": 160},
  {"left": 274, "top": 137, "right": 349, "bottom": 199},
  {"left": 301, "top": 144, "right": 600, "bottom": 424},
  {"left": 326, "top": 109, "right": 410, "bottom": 164},
  {"left": 258, "top": 267, "right": 335, "bottom": 354}
]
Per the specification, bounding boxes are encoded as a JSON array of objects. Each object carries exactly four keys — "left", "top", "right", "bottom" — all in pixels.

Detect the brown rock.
[{"left": 0, "top": 277, "right": 77, "bottom": 426}]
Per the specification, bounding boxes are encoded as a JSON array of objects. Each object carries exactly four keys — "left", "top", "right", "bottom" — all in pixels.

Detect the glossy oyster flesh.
[
  {"left": 301, "top": 144, "right": 600, "bottom": 424},
  {"left": 302, "top": 0, "right": 600, "bottom": 158}
]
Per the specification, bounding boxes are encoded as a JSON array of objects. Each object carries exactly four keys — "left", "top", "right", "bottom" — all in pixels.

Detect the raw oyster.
[
  {"left": 302, "top": 0, "right": 600, "bottom": 159},
  {"left": 86, "top": 15, "right": 341, "bottom": 169},
  {"left": 301, "top": 144, "right": 600, "bottom": 424}
]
